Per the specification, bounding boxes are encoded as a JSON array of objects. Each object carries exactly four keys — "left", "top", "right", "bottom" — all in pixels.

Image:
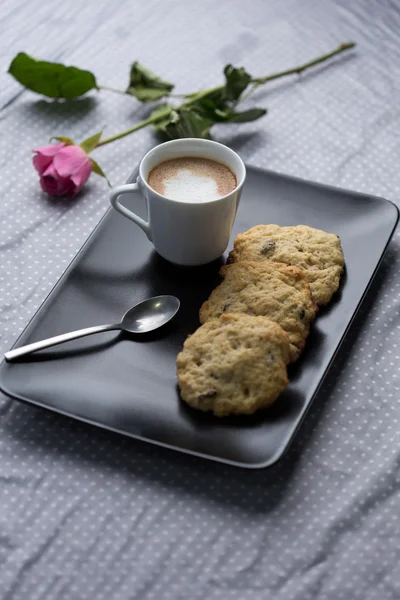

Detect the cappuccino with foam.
[{"left": 148, "top": 157, "right": 237, "bottom": 203}]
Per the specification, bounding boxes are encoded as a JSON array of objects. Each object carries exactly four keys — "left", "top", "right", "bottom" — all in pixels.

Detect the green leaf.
[
  {"left": 153, "top": 109, "right": 180, "bottom": 136},
  {"left": 223, "top": 65, "right": 252, "bottom": 101},
  {"left": 190, "top": 88, "right": 225, "bottom": 107},
  {"left": 90, "top": 158, "right": 110, "bottom": 186},
  {"left": 80, "top": 131, "right": 102, "bottom": 154},
  {"left": 149, "top": 103, "right": 174, "bottom": 132},
  {"left": 150, "top": 103, "right": 173, "bottom": 120},
  {"left": 191, "top": 97, "right": 228, "bottom": 121},
  {"left": 126, "top": 62, "right": 174, "bottom": 102},
  {"left": 163, "top": 109, "right": 213, "bottom": 140},
  {"left": 8, "top": 52, "right": 97, "bottom": 99},
  {"left": 50, "top": 136, "right": 75, "bottom": 145},
  {"left": 214, "top": 108, "right": 231, "bottom": 120},
  {"left": 226, "top": 107, "right": 267, "bottom": 123}
]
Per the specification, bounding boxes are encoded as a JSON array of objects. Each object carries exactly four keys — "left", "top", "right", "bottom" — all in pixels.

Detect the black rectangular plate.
[{"left": 0, "top": 166, "right": 398, "bottom": 468}]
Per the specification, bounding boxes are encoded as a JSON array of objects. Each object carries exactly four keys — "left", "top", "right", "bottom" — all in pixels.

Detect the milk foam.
[
  {"left": 147, "top": 157, "right": 237, "bottom": 201},
  {"left": 163, "top": 169, "right": 221, "bottom": 202}
]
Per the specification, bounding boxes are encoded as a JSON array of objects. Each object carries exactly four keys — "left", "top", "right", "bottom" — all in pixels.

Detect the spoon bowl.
[
  {"left": 4, "top": 295, "right": 180, "bottom": 362},
  {"left": 122, "top": 295, "right": 180, "bottom": 333}
]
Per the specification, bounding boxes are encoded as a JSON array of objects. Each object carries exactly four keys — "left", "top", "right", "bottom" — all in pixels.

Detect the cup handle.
[{"left": 110, "top": 183, "right": 152, "bottom": 241}]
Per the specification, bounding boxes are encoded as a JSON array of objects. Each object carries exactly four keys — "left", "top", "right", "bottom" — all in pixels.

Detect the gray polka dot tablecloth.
[{"left": 1, "top": 0, "right": 400, "bottom": 598}]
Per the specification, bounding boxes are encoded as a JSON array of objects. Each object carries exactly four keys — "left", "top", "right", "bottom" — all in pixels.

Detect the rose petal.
[
  {"left": 33, "top": 153, "right": 53, "bottom": 176},
  {"left": 32, "top": 143, "right": 66, "bottom": 176},
  {"left": 66, "top": 182, "right": 79, "bottom": 198},
  {"left": 40, "top": 163, "right": 72, "bottom": 196},
  {"left": 41, "top": 175, "right": 72, "bottom": 196},
  {"left": 40, "top": 175, "right": 59, "bottom": 196},
  {"left": 53, "top": 145, "right": 90, "bottom": 178},
  {"left": 70, "top": 159, "right": 92, "bottom": 190},
  {"left": 32, "top": 142, "right": 66, "bottom": 157},
  {"left": 58, "top": 178, "right": 73, "bottom": 196},
  {"left": 42, "top": 162, "right": 57, "bottom": 178}
]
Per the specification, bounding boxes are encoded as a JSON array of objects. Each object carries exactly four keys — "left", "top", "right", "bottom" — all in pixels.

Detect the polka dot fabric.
[{"left": 1, "top": 0, "right": 400, "bottom": 598}]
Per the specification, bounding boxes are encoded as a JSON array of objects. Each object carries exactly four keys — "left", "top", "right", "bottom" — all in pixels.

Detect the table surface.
[{"left": 1, "top": 1, "right": 400, "bottom": 599}]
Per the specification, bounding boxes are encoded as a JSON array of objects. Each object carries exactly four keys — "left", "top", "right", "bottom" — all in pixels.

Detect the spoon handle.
[{"left": 4, "top": 323, "right": 120, "bottom": 362}]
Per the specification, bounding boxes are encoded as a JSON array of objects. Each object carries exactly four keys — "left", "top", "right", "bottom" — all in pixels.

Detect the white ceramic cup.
[{"left": 109, "top": 138, "right": 246, "bottom": 266}]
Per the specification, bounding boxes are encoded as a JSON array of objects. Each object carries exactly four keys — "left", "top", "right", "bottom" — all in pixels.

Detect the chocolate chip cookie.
[
  {"left": 199, "top": 261, "right": 317, "bottom": 362},
  {"left": 228, "top": 224, "right": 344, "bottom": 306},
  {"left": 176, "top": 313, "right": 290, "bottom": 417}
]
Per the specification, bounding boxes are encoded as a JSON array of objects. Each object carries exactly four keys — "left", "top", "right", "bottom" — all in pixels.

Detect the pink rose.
[{"left": 33, "top": 143, "right": 92, "bottom": 198}]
